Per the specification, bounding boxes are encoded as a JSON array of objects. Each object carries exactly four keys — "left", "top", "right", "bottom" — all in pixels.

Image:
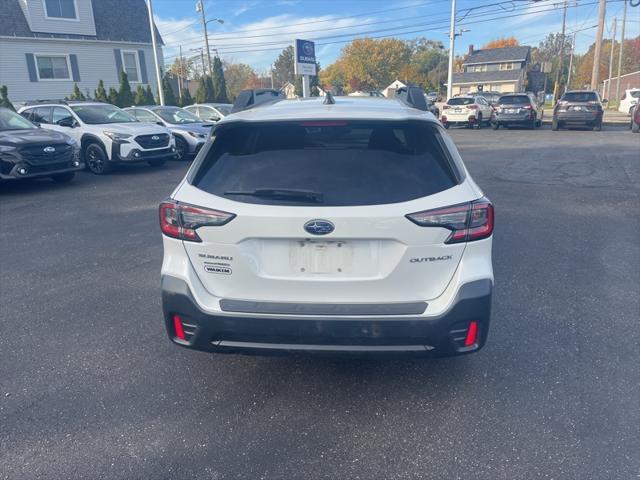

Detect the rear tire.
[
  {"left": 51, "top": 171, "right": 75, "bottom": 183},
  {"left": 529, "top": 116, "right": 536, "bottom": 129},
  {"left": 476, "top": 114, "right": 483, "bottom": 129},
  {"left": 551, "top": 118, "right": 559, "bottom": 131},
  {"left": 85, "top": 143, "right": 112, "bottom": 175},
  {"left": 174, "top": 137, "right": 188, "bottom": 161},
  {"left": 632, "top": 120, "right": 640, "bottom": 133}
]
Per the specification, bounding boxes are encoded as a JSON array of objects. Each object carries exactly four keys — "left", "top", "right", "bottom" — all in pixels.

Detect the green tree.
[
  {"left": 0, "top": 85, "right": 16, "bottom": 111},
  {"left": 273, "top": 46, "right": 295, "bottom": 87},
  {"left": 195, "top": 76, "right": 208, "bottom": 103},
  {"left": 134, "top": 85, "right": 147, "bottom": 105},
  {"left": 144, "top": 85, "right": 155, "bottom": 105},
  {"left": 205, "top": 75, "right": 215, "bottom": 102},
  {"left": 108, "top": 87, "right": 119, "bottom": 105},
  {"left": 162, "top": 75, "right": 178, "bottom": 106},
  {"left": 117, "top": 70, "right": 134, "bottom": 107},
  {"left": 94, "top": 80, "right": 108, "bottom": 102},
  {"left": 68, "top": 83, "right": 86, "bottom": 100},
  {"left": 531, "top": 33, "right": 574, "bottom": 93},
  {"left": 211, "top": 56, "right": 229, "bottom": 102},
  {"left": 179, "top": 88, "right": 193, "bottom": 107}
]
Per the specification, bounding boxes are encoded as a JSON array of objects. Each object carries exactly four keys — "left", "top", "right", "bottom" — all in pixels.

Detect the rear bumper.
[
  {"left": 494, "top": 112, "right": 533, "bottom": 124},
  {"left": 161, "top": 275, "right": 492, "bottom": 357},
  {"left": 555, "top": 111, "right": 601, "bottom": 124}
]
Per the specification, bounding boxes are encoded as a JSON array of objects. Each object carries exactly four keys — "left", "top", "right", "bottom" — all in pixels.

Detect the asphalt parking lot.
[{"left": 1, "top": 126, "right": 638, "bottom": 479}]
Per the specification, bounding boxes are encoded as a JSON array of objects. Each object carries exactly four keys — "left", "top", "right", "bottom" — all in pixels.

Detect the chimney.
[{"left": 468, "top": 44, "right": 474, "bottom": 56}]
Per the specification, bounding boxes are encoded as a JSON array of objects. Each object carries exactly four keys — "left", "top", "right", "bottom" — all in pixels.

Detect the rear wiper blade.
[{"left": 224, "top": 188, "right": 324, "bottom": 203}]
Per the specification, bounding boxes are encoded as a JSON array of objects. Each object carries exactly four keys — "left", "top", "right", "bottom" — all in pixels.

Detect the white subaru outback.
[
  {"left": 19, "top": 101, "right": 176, "bottom": 174},
  {"left": 160, "top": 88, "right": 494, "bottom": 357}
]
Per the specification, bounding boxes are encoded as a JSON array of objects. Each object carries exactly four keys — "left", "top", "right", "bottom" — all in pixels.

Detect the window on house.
[
  {"left": 459, "top": 86, "right": 470, "bottom": 94},
  {"left": 121, "top": 51, "right": 140, "bottom": 82},
  {"left": 35, "top": 55, "right": 70, "bottom": 80},
  {"left": 500, "top": 63, "right": 514, "bottom": 71},
  {"left": 44, "top": 0, "right": 77, "bottom": 19}
]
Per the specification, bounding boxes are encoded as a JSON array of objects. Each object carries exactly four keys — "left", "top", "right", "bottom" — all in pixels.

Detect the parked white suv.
[
  {"left": 441, "top": 95, "right": 493, "bottom": 129},
  {"left": 618, "top": 88, "right": 640, "bottom": 115},
  {"left": 19, "top": 101, "right": 176, "bottom": 174},
  {"left": 160, "top": 88, "right": 494, "bottom": 357}
]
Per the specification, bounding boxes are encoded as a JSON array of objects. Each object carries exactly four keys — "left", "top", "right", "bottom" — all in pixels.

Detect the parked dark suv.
[
  {"left": 552, "top": 90, "right": 605, "bottom": 131},
  {"left": 491, "top": 93, "right": 543, "bottom": 129},
  {"left": 0, "top": 107, "right": 82, "bottom": 182}
]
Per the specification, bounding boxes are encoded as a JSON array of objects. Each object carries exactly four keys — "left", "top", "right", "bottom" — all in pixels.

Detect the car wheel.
[
  {"left": 551, "top": 118, "right": 559, "bottom": 131},
  {"left": 85, "top": 143, "right": 112, "bottom": 175},
  {"left": 51, "top": 171, "right": 75, "bottom": 183},
  {"left": 491, "top": 122, "right": 499, "bottom": 130},
  {"left": 529, "top": 116, "right": 536, "bottom": 129},
  {"left": 632, "top": 120, "right": 640, "bottom": 133},
  {"left": 174, "top": 137, "right": 188, "bottom": 161},
  {"left": 148, "top": 159, "right": 167, "bottom": 168}
]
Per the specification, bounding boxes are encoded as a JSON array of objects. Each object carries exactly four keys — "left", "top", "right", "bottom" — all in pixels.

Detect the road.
[{"left": 1, "top": 126, "right": 638, "bottom": 480}]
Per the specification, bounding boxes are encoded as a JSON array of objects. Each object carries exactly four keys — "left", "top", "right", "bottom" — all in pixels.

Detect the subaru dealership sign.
[{"left": 294, "top": 39, "right": 316, "bottom": 76}]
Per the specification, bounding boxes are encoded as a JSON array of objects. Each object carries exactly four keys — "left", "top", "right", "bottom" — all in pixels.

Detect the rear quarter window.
[{"left": 191, "top": 121, "right": 460, "bottom": 207}]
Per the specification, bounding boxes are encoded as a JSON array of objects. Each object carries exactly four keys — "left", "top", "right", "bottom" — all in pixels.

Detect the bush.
[
  {"left": 108, "top": 87, "right": 119, "bottom": 105},
  {"left": 68, "top": 83, "right": 86, "bottom": 101},
  {"left": 0, "top": 85, "right": 15, "bottom": 111},
  {"left": 134, "top": 85, "right": 147, "bottom": 106},
  {"left": 94, "top": 80, "right": 108, "bottom": 102},
  {"left": 144, "top": 85, "right": 155, "bottom": 105},
  {"left": 117, "top": 71, "right": 134, "bottom": 107}
]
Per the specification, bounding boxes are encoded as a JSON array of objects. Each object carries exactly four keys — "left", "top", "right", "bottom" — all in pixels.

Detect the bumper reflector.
[
  {"left": 173, "top": 314, "right": 186, "bottom": 340},
  {"left": 464, "top": 321, "right": 478, "bottom": 346}
]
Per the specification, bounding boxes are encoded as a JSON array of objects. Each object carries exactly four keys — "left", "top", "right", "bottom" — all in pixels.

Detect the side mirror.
[
  {"left": 209, "top": 116, "right": 220, "bottom": 122},
  {"left": 156, "top": 121, "right": 164, "bottom": 126},
  {"left": 57, "top": 117, "right": 76, "bottom": 128}
]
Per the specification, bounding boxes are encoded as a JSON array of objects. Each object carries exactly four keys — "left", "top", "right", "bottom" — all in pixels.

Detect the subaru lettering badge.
[
  {"left": 43, "top": 146, "right": 55, "bottom": 153},
  {"left": 152, "top": 135, "right": 160, "bottom": 141},
  {"left": 304, "top": 219, "right": 334, "bottom": 236}
]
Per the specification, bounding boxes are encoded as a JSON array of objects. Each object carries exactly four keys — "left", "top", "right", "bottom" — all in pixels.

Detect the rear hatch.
[
  {"left": 558, "top": 92, "right": 601, "bottom": 115},
  {"left": 175, "top": 120, "right": 479, "bottom": 304},
  {"left": 445, "top": 98, "right": 476, "bottom": 118}
]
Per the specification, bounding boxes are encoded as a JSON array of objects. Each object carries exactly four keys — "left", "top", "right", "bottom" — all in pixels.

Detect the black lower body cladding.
[{"left": 161, "top": 276, "right": 492, "bottom": 357}]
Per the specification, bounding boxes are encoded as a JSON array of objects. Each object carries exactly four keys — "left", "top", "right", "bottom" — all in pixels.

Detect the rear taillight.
[
  {"left": 442, "top": 105, "right": 450, "bottom": 110},
  {"left": 159, "top": 200, "right": 235, "bottom": 242},
  {"left": 522, "top": 104, "right": 533, "bottom": 110},
  {"left": 469, "top": 105, "right": 479, "bottom": 110},
  {"left": 406, "top": 198, "right": 494, "bottom": 244}
]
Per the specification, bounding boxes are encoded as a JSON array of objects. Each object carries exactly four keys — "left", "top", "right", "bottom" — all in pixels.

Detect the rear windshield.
[
  {"left": 448, "top": 97, "right": 474, "bottom": 106},
  {"left": 499, "top": 95, "right": 530, "bottom": 105},
  {"left": 630, "top": 91, "right": 640, "bottom": 99},
  {"left": 561, "top": 92, "right": 598, "bottom": 103},
  {"left": 192, "top": 121, "right": 459, "bottom": 206}
]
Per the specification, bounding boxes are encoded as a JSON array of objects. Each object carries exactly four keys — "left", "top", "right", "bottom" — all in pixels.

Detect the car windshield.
[
  {"left": 448, "top": 98, "right": 474, "bottom": 106},
  {"left": 71, "top": 104, "right": 136, "bottom": 124},
  {"left": 213, "top": 105, "right": 231, "bottom": 116},
  {"left": 561, "top": 92, "right": 599, "bottom": 103},
  {"left": 193, "top": 121, "right": 459, "bottom": 207},
  {"left": 499, "top": 95, "right": 530, "bottom": 105},
  {"left": 154, "top": 108, "right": 201, "bottom": 124},
  {"left": 0, "top": 109, "right": 36, "bottom": 131}
]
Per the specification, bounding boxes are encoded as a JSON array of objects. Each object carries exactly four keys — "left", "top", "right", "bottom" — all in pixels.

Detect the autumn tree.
[
  {"left": 167, "top": 56, "right": 193, "bottom": 80},
  {"left": 573, "top": 36, "right": 640, "bottom": 91},
  {"left": 482, "top": 37, "right": 519, "bottom": 49},
  {"left": 224, "top": 62, "right": 258, "bottom": 100}
]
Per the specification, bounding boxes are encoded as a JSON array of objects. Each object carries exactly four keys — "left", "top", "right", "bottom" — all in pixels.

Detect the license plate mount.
[{"left": 290, "top": 240, "right": 351, "bottom": 274}]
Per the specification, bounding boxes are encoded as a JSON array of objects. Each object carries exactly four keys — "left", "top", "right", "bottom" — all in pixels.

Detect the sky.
[{"left": 151, "top": 0, "right": 640, "bottom": 73}]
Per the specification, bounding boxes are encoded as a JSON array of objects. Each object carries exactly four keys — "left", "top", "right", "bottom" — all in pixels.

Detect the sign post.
[{"left": 294, "top": 39, "right": 316, "bottom": 98}]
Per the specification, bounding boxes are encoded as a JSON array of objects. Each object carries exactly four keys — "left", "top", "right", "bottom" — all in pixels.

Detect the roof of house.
[
  {"left": 452, "top": 70, "right": 523, "bottom": 85},
  {"left": 463, "top": 46, "right": 531, "bottom": 65},
  {"left": 0, "top": 0, "right": 163, "bottom": 44},
  {"left": 222, "top": 97, "right": 438, "bottom": 123}
]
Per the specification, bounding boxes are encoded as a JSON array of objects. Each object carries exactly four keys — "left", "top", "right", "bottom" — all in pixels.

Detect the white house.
[
  {"left": 0, "top": 0, "right": 164, "bottom": 104},
  {"left": 382, "top": 80, "right": 406, "bottom": 98}
]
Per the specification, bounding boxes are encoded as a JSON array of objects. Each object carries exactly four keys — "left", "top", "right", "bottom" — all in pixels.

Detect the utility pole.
[
  {"left": 606, "top": 17, "right": 616, "bottom": 104},
  {"left": 270, "top": 64, "right": 274, "bottom": 89},
  {"left": 590, "top": 0, "right": 607, "bottom": 90},
  {"left": 552, "top": 0, "right": 568, "bottom": 105},
  {"left": 446, "top": 0, "right": 457, "bottom": 101},
  {"left": 614, "top": 0, "right": 628, "bottom": 106},
  {"left": 147, "top": 0, "right": 164, "bottom": 105},
  {"left": 566, "top": 32, "right": 577, "bottom": 92},
  {"left": 196, "top": 0, "right": 212, "bottom": 76},
  {"left": 178, "top": 45, "right": 183, "bottom": 99}
]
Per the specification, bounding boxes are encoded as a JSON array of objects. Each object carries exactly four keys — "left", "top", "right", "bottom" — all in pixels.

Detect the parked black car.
[
  {"left": 552, "top": 90, "right": 605, "bottom": 131},
  {"left": 0, "top": 107, "right": 82, "bottom": 182},
  {"left": 492, "top": 93, "right": 543, "bottom": 129}
]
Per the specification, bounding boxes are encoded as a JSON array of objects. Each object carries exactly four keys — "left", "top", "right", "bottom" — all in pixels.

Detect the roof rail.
[
  {"left": 232, "top": 88, "right": 285, "bottom": 113},
  {"left": 23, "top": 99, "right": 68, "bottom": 106},
  {"left": 396, "top": 86, "right": 428, "bottom": 111}
]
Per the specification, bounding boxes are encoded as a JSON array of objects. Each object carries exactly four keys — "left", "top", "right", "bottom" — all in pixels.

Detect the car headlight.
[
  {"left": 66, "top": 137, "right": 77, "bottom": 146},
  {"left": 103, "top": 131, "right": 132, "bottom": 143},
  {"left": 0, "top": 145, "right": 17, "bottom": 152},
  {"left": 187, "top": 131, "right": 206, "bottom": 139}
]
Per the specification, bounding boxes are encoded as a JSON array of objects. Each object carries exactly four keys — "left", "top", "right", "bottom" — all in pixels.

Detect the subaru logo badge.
[
  {"left": 151, "top": 135, "right": 160, "bottom": 141},
  {"left": 304, "top": 219, "right": 334, "bottom": 236},
  {"left": 43, "top": 146, "right": 55, "bottom": 153}
]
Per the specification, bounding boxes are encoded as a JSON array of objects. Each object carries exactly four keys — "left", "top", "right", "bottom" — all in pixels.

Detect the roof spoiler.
[
  {"left": 232, "top": 88, "right": 285, "bottom": 113},
  {"left": 396, "top": 86, "right": 428, "bottom": 111}
]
